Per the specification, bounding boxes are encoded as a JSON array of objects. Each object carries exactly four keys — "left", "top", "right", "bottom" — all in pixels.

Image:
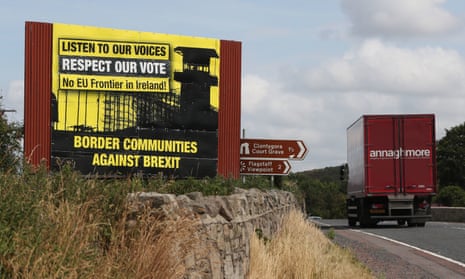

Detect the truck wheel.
[
  {"left": 359, "top": 215, "right": 375, "bottom": 227},
  {"left": 358, "top": 199, "right": 375, "bottom": 227},
  {"left": 360, "top": 219, "right": 376, "bottom": 228},
  {"left": 348, "top": 218, "right": 356, "bottom": 227},
  {"left": 407, "top": 221, "right": 426, "bottom": 227},
  {"left": 397, "top": 219, "right": 406, "bottom": 226}
]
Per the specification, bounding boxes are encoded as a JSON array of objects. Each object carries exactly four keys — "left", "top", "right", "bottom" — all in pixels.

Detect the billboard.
[{"left": 30, "top": 23, "right": 232, "bottom": 177}]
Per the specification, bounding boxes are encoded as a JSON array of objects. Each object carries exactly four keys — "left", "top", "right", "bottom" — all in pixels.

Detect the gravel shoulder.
[{"left": 332, "top": 229, "right": 465, "bottom": 279}]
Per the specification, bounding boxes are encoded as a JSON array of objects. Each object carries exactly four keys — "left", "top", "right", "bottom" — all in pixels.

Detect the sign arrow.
[
  {"left": 240, "top": 159, "right": 291, "bottom": 175},
  {"left": 240, "top": 138, "right": 308, "bottom": 160}
]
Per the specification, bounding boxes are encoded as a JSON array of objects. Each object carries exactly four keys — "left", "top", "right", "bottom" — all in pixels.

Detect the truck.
[{"left": 345, "top": 114, "right": 436, "bottom": 227}]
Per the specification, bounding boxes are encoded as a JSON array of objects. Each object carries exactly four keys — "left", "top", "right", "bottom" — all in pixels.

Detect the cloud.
[
  {"left": 242, "top": 73, "right": 351, "bottom": 170},
  {"left": 242, "top": 38, "right": 465, "bottom": 171},
  {"left": 341, "top": 0, "right": 462, "bottom": 38},
  {"left": 303, "top": 39, "right": 465, "bottom": 96}
]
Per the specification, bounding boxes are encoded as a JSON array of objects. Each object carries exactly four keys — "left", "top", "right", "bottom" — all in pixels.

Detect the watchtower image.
[
  {"left": 99, "top": 46, "right": 219, "bottom": 131},
  {"left": 102, "top": 92, "right": 178, "bottom": 131},
  {"left": 173, "top": 47, "right": 219, "bottom": 131},
  {"left": 51, "top": 46, "right": 219, "bottom": 133}
]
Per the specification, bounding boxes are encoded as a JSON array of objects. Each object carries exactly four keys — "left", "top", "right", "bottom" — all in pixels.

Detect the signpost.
[
  {"left": 240, "top": 139, "right": 308, "bottom": 160},
  {"left": 239, "top": 138, "right": 308, "bottom": 176},
  {"left": 240, "top": 159, "right": 291, "bottom": 175}
]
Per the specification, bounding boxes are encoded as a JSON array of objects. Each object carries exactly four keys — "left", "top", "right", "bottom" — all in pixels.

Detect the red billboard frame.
[{"left": 24, "top": 22, "right": 241, "bottom": 178}]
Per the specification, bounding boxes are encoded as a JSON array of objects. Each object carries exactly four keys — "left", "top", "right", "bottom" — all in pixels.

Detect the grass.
[
  {"left": 4, "top": 202, "right": 198, "bottom": 278},
  {"left": 0, "top": 166, "right": 199, "bottom": 278},
  {"left": 0, "top": 166, "right": 373, "bottom": 278},
  {"left": 249, "top": 210, "right": 374, "bottom": 279}
]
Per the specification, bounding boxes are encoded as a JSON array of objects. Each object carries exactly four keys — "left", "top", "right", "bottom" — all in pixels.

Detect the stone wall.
[
  {"left": 127, "top": 188, "right": 299, "bottom": 278},
  {"left": 431, "top": 206, "right": 465, "bottom": 222}
]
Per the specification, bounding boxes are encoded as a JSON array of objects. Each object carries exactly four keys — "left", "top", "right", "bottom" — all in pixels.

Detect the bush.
[{"left": 436, "top": 185, "right": 465, "bottom": 207}]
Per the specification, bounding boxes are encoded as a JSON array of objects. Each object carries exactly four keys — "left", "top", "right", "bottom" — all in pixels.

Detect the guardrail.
[{"left": 431, "top": 207, "right": 465, "bottom": 222}]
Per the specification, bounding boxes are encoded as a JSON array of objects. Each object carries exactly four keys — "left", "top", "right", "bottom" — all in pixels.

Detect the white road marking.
[{"left": 351, "top": 229, "right": 465, "bottom": 269}]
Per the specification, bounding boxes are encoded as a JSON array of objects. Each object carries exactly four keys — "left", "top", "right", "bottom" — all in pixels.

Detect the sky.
[{"left": 2, "top": 0, "right": 465, "bottom": 172}]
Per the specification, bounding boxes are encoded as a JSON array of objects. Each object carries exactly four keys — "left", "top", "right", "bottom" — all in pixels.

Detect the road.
[{"left": 312, "top": 219, "right": 465, "bottom": 278}]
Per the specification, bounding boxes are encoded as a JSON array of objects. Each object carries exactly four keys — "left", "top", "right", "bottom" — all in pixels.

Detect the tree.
[
  {"left": 293, "top": 173, "right": 346, "bottom": 219},
  {"left": 437, "top": 122, "right": 465, "bottom": 189},
  {"left": 0, "top": 98, "right": 23, "bottom": 172}
]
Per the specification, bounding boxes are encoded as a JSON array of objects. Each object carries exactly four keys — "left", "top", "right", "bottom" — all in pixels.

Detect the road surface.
[{"left": 312, "top": 219, "right": 465, "bottom": 278}]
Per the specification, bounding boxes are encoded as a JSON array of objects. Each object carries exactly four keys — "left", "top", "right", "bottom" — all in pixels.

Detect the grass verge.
[{"left": 249, "top": 210, "right": 373, "bottom": 279}]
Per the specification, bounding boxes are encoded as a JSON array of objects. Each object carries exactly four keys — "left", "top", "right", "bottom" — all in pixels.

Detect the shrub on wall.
[{"left": 436, "top": 185, "right": 465, "bottom": 206}]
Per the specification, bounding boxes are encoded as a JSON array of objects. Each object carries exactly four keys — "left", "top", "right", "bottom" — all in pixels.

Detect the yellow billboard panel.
[
  {"left": 51, "top": 23, "right": 222, "bottom": 177},
  {"left": 52, "top": 23, "right": 220, "bottom": 132}
]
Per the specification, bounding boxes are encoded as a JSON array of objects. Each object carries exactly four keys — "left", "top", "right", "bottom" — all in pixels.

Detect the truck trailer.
[{"left": 346, "top": 114, "right": 437, "bottom": 227}]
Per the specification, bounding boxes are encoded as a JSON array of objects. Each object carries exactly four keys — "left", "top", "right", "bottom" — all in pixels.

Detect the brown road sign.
[
  {"left": 240, "top": 159, "right": 291, "bottom": 175},
  {"left": 240, "top": 138, "right": 308, "bottom": 160}
]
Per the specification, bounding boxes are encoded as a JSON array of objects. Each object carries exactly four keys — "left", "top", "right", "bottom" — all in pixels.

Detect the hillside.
[{"left": 298, "top": 165, "right": 344, "bottom": 184}]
